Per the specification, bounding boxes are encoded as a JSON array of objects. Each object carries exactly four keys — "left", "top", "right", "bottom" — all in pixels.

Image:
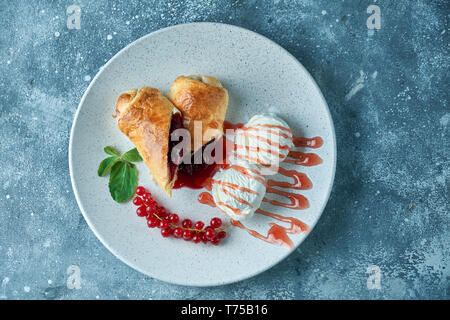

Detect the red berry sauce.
[{"left": 167, "top": 112, "right": 184, "bottom": 183}]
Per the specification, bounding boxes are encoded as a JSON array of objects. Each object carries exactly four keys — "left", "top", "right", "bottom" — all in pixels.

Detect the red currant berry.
[
  {"left": 173, "top": 227, "right": 183, "bottom": 238},
  {"left": 183, "top": 230, "right": 193, "bottom": 241},
  {"left": 194, "top": 221, "right": 205, "bottom": 230},
  {"left": 143, "top": 197, "right": 154, "bottom": 206},
  {"left": 210, "top": 217, "right": 222, "bottom": 228},
  {"left": 136, "top": 206, "right": 147, "bottom": 217},
  {"left": 169, "top": 214, "right": 179, "bottom": 224},
  {"left": 210, "top": 237, "right": 220, "bottom": 245},
  {"left": 133, "top": 197, "right": 143, "bottom": 206},
  {"left": 143, "top": 191, "right": 152, "bottom": 199},
  {"left": 200, "top": 233, "right": 208, "bottom": 244},
  {"left": 150, "top": 202, "right": 158, "bottom": 212},
  {"left": 192, "top": 233, "right": 201, "bottom": 243},
  {"left": 159, "top": 220, "right": 169, "bottom": 229},
  {"left": 145, "top": 206, "right": 153, "bottom": 215},
  {"left": 135, "top": 186, "right": 146, "bottom": 196},
  {"left": 205, "top": 228, "right": 216, "bottom": 240},
  {"left": 161, "top": 227, "right": 172, "bottom": 238},
  {"left": 147, "top": 216, "right": 158, "bottom": 228},
  {"left": 217, "top": 231, "right": 227, "bottom": 239},
  {"left": 157, "top": 207, "right": 168, "bottom": 218},
  {"left": 181, "top": 219, "right": 192, "bottom": 228}
]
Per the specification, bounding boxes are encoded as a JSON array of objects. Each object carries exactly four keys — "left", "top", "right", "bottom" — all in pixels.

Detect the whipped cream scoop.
[
  {"left": 211, "top": 161, "right": 267, "bottom": 221},
  {"left": 233, "top": 114, "right": 294, "bottom": 169}
]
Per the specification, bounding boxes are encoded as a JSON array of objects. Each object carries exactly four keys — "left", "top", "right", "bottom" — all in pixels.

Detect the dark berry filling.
[
  {"left": 168, "top": 112, "right": 184, "bottom": 182},
  {"left": 174, "top": 138, "right": 228, "bottom": 189}
]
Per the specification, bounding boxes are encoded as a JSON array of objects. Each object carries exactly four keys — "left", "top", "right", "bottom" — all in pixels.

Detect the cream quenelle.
[
  {"left": 211, "top": 161, "right": 267, "bottom": 221},
  {"left": 232, "top": 114, "right": 294, "bottom": 169}
]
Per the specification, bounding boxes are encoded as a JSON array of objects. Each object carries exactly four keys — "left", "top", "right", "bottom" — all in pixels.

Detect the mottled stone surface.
[{"left": 0, "top": 0, "right": 448, "bottom": 299}]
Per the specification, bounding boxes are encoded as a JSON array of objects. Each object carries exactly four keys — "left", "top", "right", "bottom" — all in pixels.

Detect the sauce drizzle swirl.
[{"left": 182, "top": 122, "right": 324, "bottom": 249}]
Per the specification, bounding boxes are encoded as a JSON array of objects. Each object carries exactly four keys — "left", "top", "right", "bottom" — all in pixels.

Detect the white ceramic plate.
[{"left": 69, "top": 23, "right": 336, "bottom": 286}]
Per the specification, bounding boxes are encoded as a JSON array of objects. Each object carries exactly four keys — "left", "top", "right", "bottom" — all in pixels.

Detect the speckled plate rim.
[{"left": 69, "top": 22, "right": 337, "bottom": 287}]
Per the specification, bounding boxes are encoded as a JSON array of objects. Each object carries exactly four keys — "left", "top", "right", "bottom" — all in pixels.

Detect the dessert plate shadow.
[{"left": 69, "top": 23, "right": 336, "bottom": 286}]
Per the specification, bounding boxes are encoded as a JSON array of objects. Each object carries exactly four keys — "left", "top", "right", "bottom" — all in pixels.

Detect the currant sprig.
[{"left": 133, "top": 186, "right": 228, "bottom": 245}]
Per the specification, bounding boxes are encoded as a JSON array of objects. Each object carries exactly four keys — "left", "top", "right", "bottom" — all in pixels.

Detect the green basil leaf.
[
  {"left": 108, "top": 161, "right": 137, "bottom": 203},
  {"left": 104, "top": 146, "right": 120, "bottom": 156},
  {"left": 97, "top": 156, "right": 120, "bottom": 177},
  {"left": 122, "top": 148, "right": 143, "bottom": 162}
]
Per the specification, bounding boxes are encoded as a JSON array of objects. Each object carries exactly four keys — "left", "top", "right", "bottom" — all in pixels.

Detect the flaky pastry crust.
[
  {"left": 116, "top": 87, "right": 178, "bottom": 196},
  {"left": 167, "top": 75, "right": 229, "bottom": 152}
]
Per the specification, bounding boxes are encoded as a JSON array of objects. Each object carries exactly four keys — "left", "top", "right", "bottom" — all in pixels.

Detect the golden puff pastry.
[
  {"left": 116, "top": 87, "right": 181, "bottom": 196},
  {"left": 167, "top": 75, "right": 229, "bottom": 152}
]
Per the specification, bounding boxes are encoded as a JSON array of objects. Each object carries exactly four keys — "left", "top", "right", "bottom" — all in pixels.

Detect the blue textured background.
[{"left": 0, "top": 0, "right": 448, "bottom": 299}]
